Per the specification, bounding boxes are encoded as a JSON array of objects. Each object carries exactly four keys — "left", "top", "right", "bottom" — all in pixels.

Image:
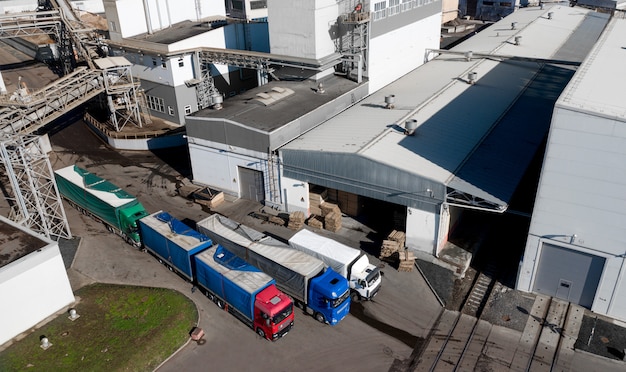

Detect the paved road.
[{"left": 49, "top": 120, "right": 443, "bottom": 372}]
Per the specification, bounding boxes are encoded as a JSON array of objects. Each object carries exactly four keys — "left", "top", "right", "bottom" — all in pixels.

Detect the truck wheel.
[
  {"left": 350, "top": 292, "right": 360, "bottom": 302},
  {"left": 315, "top": 312, "right": 326, "bottom": 324},
  {"left": 206, "top": 292, "right": 215, "bottom": 301},
  {"left": 216, "top": 299, "right": 225, "bottom": 309},
  {"left": 256, "top": 328, "right": 266, "bottom": 339}
]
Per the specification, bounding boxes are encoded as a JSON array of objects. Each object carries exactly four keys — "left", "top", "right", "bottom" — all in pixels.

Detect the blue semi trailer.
[{"left": 139, "top": 211, "right": 212, "bottom": 280}]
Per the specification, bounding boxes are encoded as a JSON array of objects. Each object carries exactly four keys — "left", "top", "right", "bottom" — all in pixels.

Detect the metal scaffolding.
[{"left": 0, "top": 134, "right": 71, "bottom": 239}]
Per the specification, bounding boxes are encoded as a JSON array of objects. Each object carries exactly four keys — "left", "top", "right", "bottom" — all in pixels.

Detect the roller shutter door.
[
  {"left": 238, "top": 167, "right": 264, "bottom": 203},
  {"left": 532, "top": 243, "right": 604, "bottom": 308}
]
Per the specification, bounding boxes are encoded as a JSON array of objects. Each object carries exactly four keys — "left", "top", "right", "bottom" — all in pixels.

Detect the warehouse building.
[
  {"left": 187, "top": 5, "right": 607, "bottom": 255},
  {"left": 516, "top": 16, "right": 626, "bottom": 321},
  {"left": 0, "top": 216, "right": 75, "bottom": 346}
]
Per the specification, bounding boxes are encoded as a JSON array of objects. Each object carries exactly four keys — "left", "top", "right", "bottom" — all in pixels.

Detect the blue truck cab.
[{"left": 309, "top": 268, "right": 351, "bottom": 325}]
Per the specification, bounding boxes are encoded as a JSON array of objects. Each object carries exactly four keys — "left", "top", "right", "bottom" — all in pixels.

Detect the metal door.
[
  {"left": 238, "top": 167, "right": 265, "bottom": 202},
  {"left": 532, "top": 243, "right": 604, "bottom": 309}
]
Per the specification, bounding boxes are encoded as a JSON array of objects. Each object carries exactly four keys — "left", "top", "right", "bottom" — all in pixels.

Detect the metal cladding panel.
[
  {"left": 450, "top": 64, "right": 576, "bottom": 206},
  {"left": 289, "top": 230, "right": 360, "bottom": 279},
  {"left": 186, "top": 117, "right": 271, "bottom": 153},
  {"left": 557, "top": 17, "right": 626, "bottom": 120},
  {"left": 370, "top": 0, "right": 441, "bottom": 38},
  {"left": 281, "top": 151, "right": 442, "bottom": 212},
  {"left": 280, "top": 6, "right": 604, "bottom": 211},
  {"left": 196, "top": 214, "right": 325, "bottom": 303}
]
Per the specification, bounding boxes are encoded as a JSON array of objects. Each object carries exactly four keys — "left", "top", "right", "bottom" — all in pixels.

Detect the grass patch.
[{"left": 0, "top": 283, "right": 198, "bottom": 372}]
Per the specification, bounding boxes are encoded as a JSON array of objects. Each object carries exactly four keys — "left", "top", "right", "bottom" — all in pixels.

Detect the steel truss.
[
  {"left": 0, "top": 134, "right": 71, "bottom": 239},
  {"left": 0, "top": 67, "right": 105, "bottom": 135},
  {"left": 446, "top": 189, "right": 507, "bottom": 213}
]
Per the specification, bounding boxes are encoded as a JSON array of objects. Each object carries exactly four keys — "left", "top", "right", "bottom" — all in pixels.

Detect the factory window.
[
  {"left": 250, "top": 0, "right": 267, "bottom": 9},
  {"left": 231, "top": 0, "right": 244, "bottom": 11},
  {"left": 161, "top": 59, "right": 167, "bottom": 68},
  {"left": 110, "top": 21, "right": 117, "bottom": 32},
  {"left": 167, "top": 106, "right": 175, "bottom": 116},
  {"left": 152, "top": 58, "right": 157, "bottom": 67},
  {"left": 373, "top": 1, "right": 387, "bottom": 21},
  {"left": 147, "top": 95, "right": 165, "bottom": 113},
  {"left": 178, "top": 59, "right": 184, "bottom": 67},
  {"left": 184, "top": 105, "right": 192, "bottom": 114},
  {"left": 389, "top": 0, "right": 401, "bottom": 16},
  {"left": 402, "top": 0, "right": 413, "bottom": 11}
]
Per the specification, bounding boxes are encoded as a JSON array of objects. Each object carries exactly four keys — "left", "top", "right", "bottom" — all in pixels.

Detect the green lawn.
[{"left": 0, "top": 283, "right": 198, "bottom": 372}]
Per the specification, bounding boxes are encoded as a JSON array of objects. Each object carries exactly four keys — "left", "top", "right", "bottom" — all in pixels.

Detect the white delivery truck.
[{"left": 289, "top": 229, "right": 382, "bottom": 300}]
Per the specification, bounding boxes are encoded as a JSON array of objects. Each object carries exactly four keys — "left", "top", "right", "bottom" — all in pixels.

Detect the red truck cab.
[{"left": 254, "top": 284, "right": 294, "bottom": 341}]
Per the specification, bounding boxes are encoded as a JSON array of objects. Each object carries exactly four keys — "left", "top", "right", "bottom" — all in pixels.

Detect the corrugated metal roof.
[
  {"left": 281, "top": 5, "right": 608, "bottom": 210},
  {"left": 557, "top": 17, "right": 626, "bottom": 120}
]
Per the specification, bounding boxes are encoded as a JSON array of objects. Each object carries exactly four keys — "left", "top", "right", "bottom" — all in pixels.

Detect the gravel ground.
[
  {"left": 480, "top": 282, "right": 535, "bottom": 332},
  {"left": 575, "top": 315, "right": 626, "bottom": 361}
]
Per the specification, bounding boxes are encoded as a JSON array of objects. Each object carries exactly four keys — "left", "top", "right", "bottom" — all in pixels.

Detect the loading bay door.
[
  {"left": 238, "top": 167, "right": 265, "bottom": 203},
  {"left": 532, "top": 243, "right": 604, "bottom": 308}
]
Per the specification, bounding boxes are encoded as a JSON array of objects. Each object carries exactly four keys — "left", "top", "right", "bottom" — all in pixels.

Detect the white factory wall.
[
  {"left": 517, "top": 106, "right": 626, "bottom": 320},
  {"left": 282, "top": 176, "right": 309, "bottom": 214},
  {"left": 267, "top": 0, "right": 338, "bottom": 60},
  {"left": 0, "top": 244, "right": 75, "bottom": 346},
  {"left": 104, "top": 0, "right": 225, "bottom": 40},
  {"left": 406, "top": 206, "right": 438, "bottom": 254},
  {"left": 71, "top": 0, "right": 105, "bottom": 13},
  {"left": 188, "top": 140, "right": 267, "bottom": 198},
  {"left": 0, "top": 0, "right": 38, "bottom": 13},
  {"left": 368, "top": 12, "right": 441, "bottom": 93}
]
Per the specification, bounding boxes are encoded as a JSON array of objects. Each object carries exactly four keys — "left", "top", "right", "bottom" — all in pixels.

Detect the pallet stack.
[
  {"left": 379, "top": 230, "right": 406, "bottom": 260},
  {"left": 309, "top": 187, "right": 327, "bottom": 216},
  {"left": 398, "top": 249, "right": 416, "bottom": 272},
  {"left": 306, "top": 215, "right": 324, "bottom": 229},
  {"left": 319, "top": 202, "right": 342, "bottom": 232},
  {"left": 287, "top": 211, "right": 305, "bottom": 230}
]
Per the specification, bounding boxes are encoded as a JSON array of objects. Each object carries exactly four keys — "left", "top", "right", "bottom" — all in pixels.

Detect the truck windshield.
[
  {"left": 272, "top": 303, "right": 293, "bottom": 324},
  {"left": 366, "top": 268, "right": 380, "bottom": 287},
  {"left": 331, "top": 289, "right": 350, "bottom": 308}
]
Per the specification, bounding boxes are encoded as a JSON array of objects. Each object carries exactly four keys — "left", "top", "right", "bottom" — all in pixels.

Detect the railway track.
[{"left": 412, "top": 269, "right": 576, "bottom": 371}]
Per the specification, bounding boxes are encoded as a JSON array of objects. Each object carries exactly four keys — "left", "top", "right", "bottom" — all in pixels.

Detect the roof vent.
[
  {"left": 548, "top": 12, "right": 553, "bottom": 20},
  {"left": 385, "top": 95, "right": 395, "bottom": 109},
  {"left": 468, "top": 71, "right": 477, "bottom": 85},
  {"left": 464, "top": 51, "right": 473, "bottom": 62},
  {"left": 405, "top": 119, "right": 418, "bottom": 135},
  {"left": 511, "top": 22, "right": 517, "bottom": 30},
  {"left": 540, "top": 2, "right": 544, "bottom": 9},
  {"left": 211, "top": 94, "right": 223, "bottom": 110},
  {"left": 514, "top": 36, "right": 522, "bottom": 46},
  {"left": 316, "top": 83, "right": 325, "bottom": 94}
]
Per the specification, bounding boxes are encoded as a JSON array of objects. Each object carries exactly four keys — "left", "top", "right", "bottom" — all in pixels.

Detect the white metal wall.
[
  {"left": 0, "top": 244, "right": 75, "bottom": 346},
  {"left": 517, "top": 106, "right": 626, "bottom": 321},
  {"left": 105, "top": 0, "right": 225, "bottom": 39},
  {"left": 188, "top": 140, "right": 269, "bottom": 199},
  {"left": 368, "top": 12, "right": 440, "bottom": 94},
  {"left": 267, "top": 0, "right": 338, "bottom": 60}
]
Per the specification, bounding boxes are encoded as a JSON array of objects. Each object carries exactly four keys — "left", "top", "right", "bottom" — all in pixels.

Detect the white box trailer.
[{"left": 289, "top": 229, "right": 382, "bottom": 300}]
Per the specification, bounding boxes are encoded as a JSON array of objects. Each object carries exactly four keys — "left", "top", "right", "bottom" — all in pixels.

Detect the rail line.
[{"left": 412, "top": 265, "right": 575, "bottom": 371}]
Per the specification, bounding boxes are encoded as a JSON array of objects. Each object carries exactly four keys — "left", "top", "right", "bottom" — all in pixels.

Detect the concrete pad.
[
  {"left": 457, "top": 319, "right": 492, "bottom": 371},
  {"left": 438, "top": 314, "right": 477, "bottom": 370},
  {"left": 482, "top": 324, "right": 522, "bottom": 368},
  {"left": 530, "top": 298, "right": 569, "bottom": 372},
  {"left": 417, "top": 310, "right": 459, "bottom": 371},
  {"left": 553, "top": 304, "right": 584, "bottom": 371}
]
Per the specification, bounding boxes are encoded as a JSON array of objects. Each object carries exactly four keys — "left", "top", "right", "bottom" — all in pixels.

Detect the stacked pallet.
[
  {"left": 309, "top": 187, "right": 327, "bottom": 216},
  {"left": 306, "top": 215, "right": 324, "bottom": 229},
  {"left": 287, "top": 211, "right": 306, "bottom": 230},
  {"left": 324, "top": 211, "right": 342, "bottom": 232},
  {"left": 388, "top": 230, "right": 406, "bottom": 247},
  {"left": 398, "top": 249, "right": 416, "bottom": 272},
  {"left": 336, "top": 190, "right": 360, "bottom": 217},
  {"left": 320, "top": 202, "right": 340, "bottom": 217},
  {"left": 379, "top": 230, "right": 406, "bottom": 260},
  {"left": 269, "top": 215, "right": 286, "bottom": 226},
  {"left": 379, "top": 240, "right": 401, "bottom": 260}
]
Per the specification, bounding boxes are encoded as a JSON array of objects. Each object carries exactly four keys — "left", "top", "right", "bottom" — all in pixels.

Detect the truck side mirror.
[{"left": 266, "top": 318, "right": 271, "bottom": 326}]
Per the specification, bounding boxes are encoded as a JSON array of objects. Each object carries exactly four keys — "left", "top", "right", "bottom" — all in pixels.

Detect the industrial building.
[
  {"left": 186, "top": 5, "right": 607, "bottom": 257},
  {"left": 517, "top": 16, "right": 626, "bottom": 322},
  {"left": 0, "top": 216, "right": 75, "bottom": 346}
]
